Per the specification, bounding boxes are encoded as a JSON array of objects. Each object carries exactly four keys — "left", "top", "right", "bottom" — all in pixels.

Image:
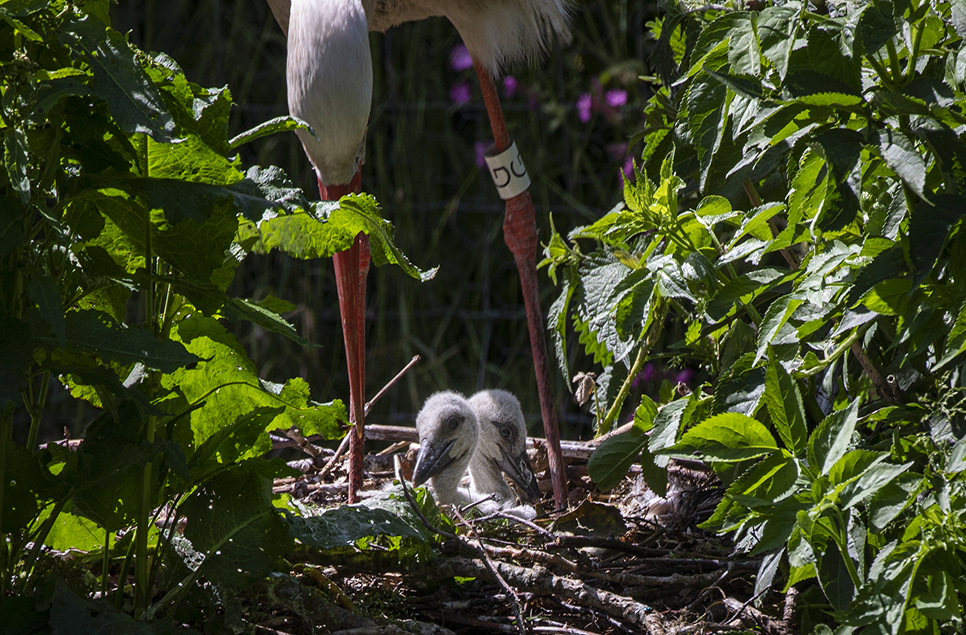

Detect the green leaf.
[
  {"left": 287, "top": 504, "right": 427, "bottom": 550},
  {"left": 756, "top": 296, "right": 803, "bottom": 362},
  {"left": 876, "top": 129, "right": 925, "bottom": 198},
  {"left": 662, "top": 413, "right": 778, "bottom": 462},
  {"left": 0, "top": 318, "right": 33, "bottom": 409},
  {"left": 727, "top": 453, "right": 800, "bottom": 509},
  {"left": 588, "top": 428, "right": 648, "bottom": 491},
  {"left": 4, "top": 127, "right": 30, "bottom": 204},
  {"left": 54, "top": 310, "right": 199, "bottom": 373},
  {"left": 181, "top": 463, "right": 292, "bottom": 587},
  {"left": 260, "top": 194, "right": 435, "bottom": 282},
  {"left": 807, "top": 399, "right": 859, "bottom": 476},
  {"left": 764, "top": 352, "right": 808, "bottom": 456},
  {"left": 60, "top": 17, "right": 175, "bottom": 141},
  {"left": 223, "top": 297, "right": 310, "bottom": 347},
  {"left": 229, "top": 116, "right": 307, "bottom": 149},
  {"left": 909, "top": 194, "right": 966, "bottom": 286},
  {"left": 867, "top": 472, "right": 920, "bottom": 532},
  {"left": 587, "top": 395, "right": 658, "bottom": 491},
  {"left": 29, "top": 272, "right": 65, "bottom": 347}
]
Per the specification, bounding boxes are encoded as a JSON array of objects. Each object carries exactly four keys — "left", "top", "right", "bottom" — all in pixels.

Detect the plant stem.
[
  {"left": 598, "top": 301, "right": 668, "bottom": 435},
  {"left": 25, "top": 371, "right": 49, "bottom": 452},
  {"left": 831, "top": 509, "right": 863, "bottom": 590},
  {"left": 0, "top": 414, "right": 9, "bottom": 595}
]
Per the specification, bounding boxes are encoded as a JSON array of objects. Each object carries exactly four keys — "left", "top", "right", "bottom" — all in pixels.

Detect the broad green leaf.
[
  {"left": 868, "top": 472, "right": 920, "bottom": 532},
  {"left": 764, "top": 352, "right": 808, "bottom": 456},
  {"left": 4, "top": 127, "right": 30, "bottom": 204},
  {"left": 259, "top": 194, "right": 435, "bottom": 282},
  {"left": 223, "top": 297, "right": 310, "bottom": 347},
  {"left": 756, "top": 296, "right": 803, "bottom": 362},
  {"left": 0, "top": 318, "right": 33, "bottom": 408},
  {"left": 707, "top": 268, "right": 789, "bottom": 322},
  {"left": 29, "top": 273, "right": 65, "bottom": 347},
  {"left": 758, "top": 6, "right": 799, "bottom": 78},
  {"left": 165, "top": 315, "right": 345, "bottom": 448},
  {"left": 54, "top": 309, "right": 199, "bottom": 373},
  {"left": 909, "top": 194, "right": 966, "bottom": 286},
  {"left": 60, "top": 16, "right": 175, "bottom": 141},
  {"left": 48, "top": 578, "right": 156, "bottom": 635},
  {"left": 807, "top": 399, "right": 859, "bottom": 476},
  {"left": 818, "top": 541, "right": 855, "bottom": 613},
  {"left": 588, "top": 428, "right": 647, "bottom": 491},
  {"left": 876, "top": 129, "right": 925, "bottom": 198},
  {"left": 661, "top": 413, "right": 778, "bottom": 462},
  {"left": 229, "top": 115, "right": 307, "bottom": 149},
  {"left": 714, "top": 362, "right": 766, "bottom": 417},
  {"left": 286, "top": 505, "right": 426, "bottom": 550},
  {"left": 181, "top": 463, "right": 292, "bottom": 587},
  {"left": 727, "top": 453, "right": 800, "bottom": 508}
]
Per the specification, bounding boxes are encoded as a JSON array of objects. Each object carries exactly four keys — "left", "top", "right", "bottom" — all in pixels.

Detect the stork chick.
[
  {"left": 412, "top": 391, "right": 479, "bottom": 506},
  {"left": 468, "top": 389, "right": 540, "bottom": 516}
]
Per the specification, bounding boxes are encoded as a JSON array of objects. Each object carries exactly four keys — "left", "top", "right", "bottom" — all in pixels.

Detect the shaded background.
[{"left": 103, "top": 0, "right": 660, "bottom": 443}]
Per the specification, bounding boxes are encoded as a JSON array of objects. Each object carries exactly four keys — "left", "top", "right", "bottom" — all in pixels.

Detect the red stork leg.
[
  {"left": 320, "top": 170, "right": 369, "bottom": 504},
  {"left": 473, "top": 62, "right": 568, "bottom": 512}
]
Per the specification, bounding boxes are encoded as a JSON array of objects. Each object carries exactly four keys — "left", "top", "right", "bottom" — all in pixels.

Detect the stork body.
[
  {"left": 272, "top": 0, "right": 571, "bottom": 507},
  {"left": 412, "top": 391, "right": 478, "bottom": 506},
  {"left": 413, "top": 390, "right": 539, "bottom": 519},
  {"left": 468, "top": 389, "right": 539, "bottom": 505}
]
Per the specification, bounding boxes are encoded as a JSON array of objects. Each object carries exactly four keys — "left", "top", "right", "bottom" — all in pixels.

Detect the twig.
[
  {"left": 452, "top": 508, "right": 529, "bottom": 635},
  {"left": 318, "top": 433, "right": 352, "bottom": 480},
  {"left": 364, "top": 355, "right": 420, "bottom": 416}
]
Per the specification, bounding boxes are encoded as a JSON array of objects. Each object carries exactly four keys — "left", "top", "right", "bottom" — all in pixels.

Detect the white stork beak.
[
  {"left": 412, "top": 438, "right": 459, "bottom": 487},
  {"left": 496, "top": 446, "right": 540, "bottom": 502}
]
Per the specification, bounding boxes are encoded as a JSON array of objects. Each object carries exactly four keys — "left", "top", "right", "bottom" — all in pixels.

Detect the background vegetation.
[
  {"left": 99, "top": 0, "right": 659, "bottom": 444},
  {"left": 6, "top": 0, "right": 966, "bottom": 632}
]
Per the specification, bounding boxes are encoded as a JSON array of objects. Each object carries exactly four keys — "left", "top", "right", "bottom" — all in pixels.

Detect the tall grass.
[{"left": 107, "top": 0, "right": 659, "bottom": 442}]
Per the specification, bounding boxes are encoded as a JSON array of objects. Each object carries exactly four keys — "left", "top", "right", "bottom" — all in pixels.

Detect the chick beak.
[
  {"left": 412, "top": 438, "right": 457, "bottom": 487},
  {"left": 496, "top": 446, "right": 540, "bottom": 502}
]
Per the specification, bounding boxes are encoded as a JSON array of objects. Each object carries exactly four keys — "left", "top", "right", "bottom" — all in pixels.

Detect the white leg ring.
[{"left": 484, "top": 141, "right": 531, "bottom": 200}]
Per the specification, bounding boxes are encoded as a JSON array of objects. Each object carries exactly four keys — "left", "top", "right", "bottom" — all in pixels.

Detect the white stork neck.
[{"left": 287, "top": 0, "right": 373, "bottom": 187}]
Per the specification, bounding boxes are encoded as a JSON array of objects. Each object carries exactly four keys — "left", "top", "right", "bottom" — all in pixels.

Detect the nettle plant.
[
  {"left": 0, "top": 0, "right": 429, "bottom": 620},
  {"left": 545, "top": 0, "right": 966, "bottom": 630}
]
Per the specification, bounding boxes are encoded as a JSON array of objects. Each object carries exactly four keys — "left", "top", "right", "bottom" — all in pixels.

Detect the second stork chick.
[
  {"left": 412, "top": 391, "right": 478, "bottom": 506},
  {"left": 468, "top": 389, "right": 541, "bottom": 513}
]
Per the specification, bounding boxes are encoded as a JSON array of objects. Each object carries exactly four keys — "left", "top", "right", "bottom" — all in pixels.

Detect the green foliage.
[
  {"left": 0, "top": 0, "right": 429, "bottom": 622},
  {"left": 547, "top": 0, "right": 966, "bottom": 630}
]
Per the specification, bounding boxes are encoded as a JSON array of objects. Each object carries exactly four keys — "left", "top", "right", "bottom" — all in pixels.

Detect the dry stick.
[
  {"left": 782, "top": 586, "right": 800, "bottom": 635},
  {"left": 451, "top": 507, "right": 530, "bottom": 635},
  {"left": 364, "top": 355, "right": 420, "bottom": 417},
  {"left": 317, "top": 432, "right": 352, "bottom": 480},
  {"left": 395, "top": 469, "right": 528, "bottom": 635},
  {"left": 315, "top": 356, "right": 422, "bottom": 481}
]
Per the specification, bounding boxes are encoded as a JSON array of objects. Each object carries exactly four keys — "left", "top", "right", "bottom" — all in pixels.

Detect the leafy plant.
[
  {"left": 0, "top": 0, "right": 428, "bottom": 622},
  {"left": 547, "top": 0, "right": 966, "bottom": 630}
]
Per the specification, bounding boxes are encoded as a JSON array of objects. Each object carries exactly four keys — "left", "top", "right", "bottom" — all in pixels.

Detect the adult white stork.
[{"left": 264, "top": 0, "right": 571, "bottom": 508}]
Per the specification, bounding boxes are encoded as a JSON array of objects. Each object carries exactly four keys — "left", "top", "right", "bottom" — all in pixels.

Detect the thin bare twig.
[{"left": 365, "top": 355, "right": 420, "bottom": 416}]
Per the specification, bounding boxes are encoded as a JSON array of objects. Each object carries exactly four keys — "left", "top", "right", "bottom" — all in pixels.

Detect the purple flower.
[
  {"left": 675, "top": 369, "right": 695, "bottom": 385},
  {"left": 606, "top": 89, "right": 627, "bottom": 108},
  {"left": 450, "top": 82, "right": 471, "bottom": 106},
  {"left": 474, "top": 141, "right": 488, "bottom": 168},
  {"left": 450, "top": 44, "right": 473, "bottom": 72},
  {"left": 576, "top": 93, "right": 592, "bottom": 123},
  {"left": 641, "top": 362, "right": 658, "bottom": 383},
  {"left": 502, "top": 75, "right": 518, "bottom": 98}
]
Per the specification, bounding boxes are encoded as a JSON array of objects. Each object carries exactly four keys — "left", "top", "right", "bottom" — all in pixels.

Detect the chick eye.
[
  {"left": 500, "top": 427, "right": 512, "bottom": 440},
  {"left": 447, "top": 416, "right": 461, "bottom": 430}
]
